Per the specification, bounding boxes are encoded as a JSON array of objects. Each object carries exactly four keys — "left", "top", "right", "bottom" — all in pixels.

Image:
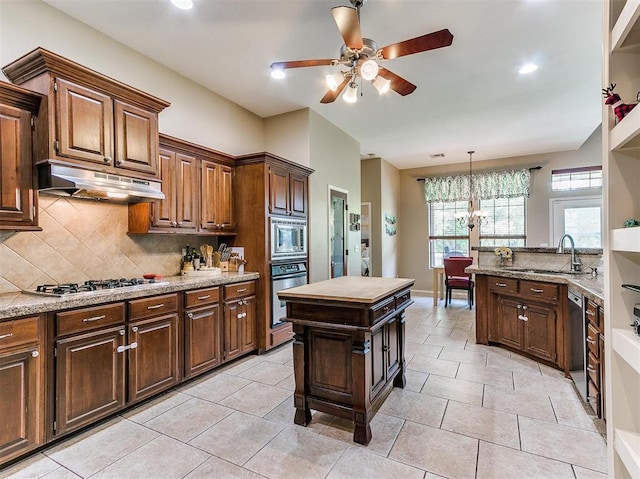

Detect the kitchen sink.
[{"left": 500, "top": 267, "right": 585, "bottom": 275}]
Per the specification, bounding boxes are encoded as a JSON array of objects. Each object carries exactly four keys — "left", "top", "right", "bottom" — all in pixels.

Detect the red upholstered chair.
[{"left": 443, "top": 257, "right": 474, "bottom": 309}]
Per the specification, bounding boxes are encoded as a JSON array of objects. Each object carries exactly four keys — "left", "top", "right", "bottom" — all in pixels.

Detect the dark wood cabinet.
[
  {"left": 269, "top": 165, "right": 308, "bottom": 217},
  {"left": 370, "top": 315, "right": 401, "bottom": 399},
  {"left": 0, "top": 316, "right": 44, "bottom": 464},
  {"left": 0, "top": 82, "right": 41, "bottom": 231},
  {"left": 585, "top": 300, "right": 605, "bottom": 419},
  {"left": 223, "top": 281, "right": 257, "bottom": 361},
  {"left": 477, "top": 275, "right": 564, "bottom": 369},
  {"left": 128, "top": 135, "right": 235, "bottom": 235},
  {"left": 3, "top": 48, "right": 169, "bottom": 178},
  {"left": 184, "top": 287, "right": 222, "bottom": 378},
  {"left": 233, "top": 153, "right": 313, "bottom": 352}
]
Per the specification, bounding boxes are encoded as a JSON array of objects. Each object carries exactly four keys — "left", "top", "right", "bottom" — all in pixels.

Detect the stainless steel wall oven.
[{"left": 271, "top": 262, "right": 307, "bottom": 327}]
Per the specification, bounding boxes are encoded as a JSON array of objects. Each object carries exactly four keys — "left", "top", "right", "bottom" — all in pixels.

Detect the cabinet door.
[
  {"left": 385, "top": 318, "right": 400, "bottom": 379},
  {"left": 200, "top": 160, "right": 218, "bottom": 231},
  {"left": 55, "top": 78, "right": 113, "bottom": 166},
  {"left": 128, "top": 313, "right": 180, "bottom": 403},
  {"left": 0, "top": 345, "right": 41, "bottom": 462},
  {"left": 224, "top": 301, "right": 241, "bottom": 361},
  {"left": 175, "top": 153, "right": 198, "bottom": 231},
  {"left": 152, "top": 149, "right": 177, "bottom": 228},
  {"left": 522, "top": 302, "right": 557, "bottom": 362},
  {"left": 55, "top": 326, "right": 126, "bottom": 435},
  {"left": 370, "top": 325, "right": 385, "bottom": 398},
  {"left": 289, "top": 173, "right": 308, "bottom": 217},
  {"left": 269, "top": 166, "right": 290, "bottom": 215},
  {"left": 217, "top": 164, "right": 235, "bottom": 230},
  {"left": 0, "top": 104, "right": 37, "bottom": 230},
  {"left": 185, "top": 304, "right": 221, "bottom": 378},
  {"left": 240, "top": 297, "right": 256, "bottom": 353},
  {"left": 113, "top": 100, "right": 158, "bottom": 175},
  {"left": 494, "top": 296, "right": 523, "bottom": 350}
]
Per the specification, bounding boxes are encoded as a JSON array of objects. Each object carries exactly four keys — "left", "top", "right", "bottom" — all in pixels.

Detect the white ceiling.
[{"left": 44, "top": 0, "right": 603, "bottom": 169}]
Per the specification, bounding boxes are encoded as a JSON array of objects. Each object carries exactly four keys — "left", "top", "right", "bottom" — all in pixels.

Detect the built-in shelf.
[
  {"left": 615, "top": 429, "right": 640, "bottom": 478},
  {"left": 611, "top": 227, "right": 640, "bottom": 252},
  {"left": 613, "top": 328, "right": 640, "bottom": 375},
  {"left": 610, "top": 104, "right": 640, "bottom": 151},
  {"left": 612, "top": 0, "right": 640, "bottom": 51}
]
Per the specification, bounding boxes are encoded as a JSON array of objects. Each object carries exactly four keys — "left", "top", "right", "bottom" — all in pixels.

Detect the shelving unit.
[{"left": 604, "top": 1, "right": 640, "bottom": 476}]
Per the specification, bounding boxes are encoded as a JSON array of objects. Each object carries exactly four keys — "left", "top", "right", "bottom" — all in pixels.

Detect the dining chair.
[{"left": 443, "top": 257, "right": 474, "bottom": 309}]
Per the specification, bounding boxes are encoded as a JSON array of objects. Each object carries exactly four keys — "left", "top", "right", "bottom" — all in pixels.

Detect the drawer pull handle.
[
  {"left": 117, "top": 342, "right": 138, "bottom": 353},
  {"left": 197, "top": 295, "right": 211, "bottom": 300},
  {"left": 496, "top": 283, "right": 507, "bottom": 287},
  {"left": 147, "top": 304, "right": 164, "bottom": 310},
  {"left": 586, "top": 337, "right": 596, "bottom": 344},
  {"left": 586, "top": 310, "right": 595, "bottom": 317},
  {"left": 530, "top": 288, "right": 544, "bottom": 293},
  {"left": 518, "top": 315, "right": 529, "bottom": 322},
  {"left": 0, "top": 333, "right": 14, "bottom": 340},
  {"left": 236, "top": 288, "right": 247, "bottom": 293},
  {"left": 587, "top": 365, "right": 596, "bottom": 373},
  {"left": 31, "top": 350, "right": 39, "bottom": 358},
  {"left": 187, "top": 312, "right": 194, "bottom": 320},
  {"left": 83, "top": 314, "right": 106, "bottom": 323}
]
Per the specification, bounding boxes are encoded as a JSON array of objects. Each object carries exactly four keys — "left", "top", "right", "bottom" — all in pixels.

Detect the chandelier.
[{"left": 455, "top": 150, "right": 488, "bottom": 230}]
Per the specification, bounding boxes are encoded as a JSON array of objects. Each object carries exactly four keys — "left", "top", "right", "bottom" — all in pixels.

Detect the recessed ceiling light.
[
  {"left": 171, "top": 0, "right": 193, "bottom": 10},
  {"left": 518, "top": 63, "right": 538, "bottom": 74}
]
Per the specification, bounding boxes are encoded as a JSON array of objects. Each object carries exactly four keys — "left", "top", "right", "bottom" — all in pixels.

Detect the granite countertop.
[
  {"left": 277, "top": 276, "right": 415, "bottom": 304},
  {"left": 467, "top": 265, "right": 604, "bottom": 306},
  {"left": 0, "top": 272, "right": 260, "bottom": 320}
]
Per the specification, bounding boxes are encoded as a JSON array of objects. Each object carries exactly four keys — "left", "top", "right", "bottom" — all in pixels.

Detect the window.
[
  {"left": 551, "top": 166, "right": 602, "bottom": 192},
  {"left": 479, "top": 196, "right": 526, "bottom": 247},
  {"left": 551, "top": 196, "right": 602, "bottom": 248},
  {"left": 428, "top": 201, "right": 469, "bottom": 268}
]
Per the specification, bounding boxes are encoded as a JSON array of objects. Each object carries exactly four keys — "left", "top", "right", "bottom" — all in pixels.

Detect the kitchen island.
[{"left": 278, "top": 276, "right": 414, "bottom": 445}]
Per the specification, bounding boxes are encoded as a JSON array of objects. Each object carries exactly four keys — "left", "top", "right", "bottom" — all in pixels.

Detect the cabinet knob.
[
  {"left": 187, "top": 312, "right": 194, "bottom": 319},
  {"left": 116, "top": 159, "right": 124, "bottom": 166},
  {"left": 31, "top": 350, "right": 39, "bottom": 358},
  {"left": 119, "top": 330, "right": 126, "bottom": 336},
  {"left": 171, "top": 221, "right": 177, "bottom": 227},
  {"left": 177, "top": 221, "right": 182, "bottom": 226},
  {"left": 132, "top": 326, "right": 139, "bottom": 333},
  {"left": 104, "top": 156, "right": 112, "bottom": 163}
]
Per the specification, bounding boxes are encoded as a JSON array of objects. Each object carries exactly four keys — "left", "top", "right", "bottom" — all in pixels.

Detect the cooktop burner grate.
[{"left": 29, "top": 278, "right": 163, "bottom": 297}]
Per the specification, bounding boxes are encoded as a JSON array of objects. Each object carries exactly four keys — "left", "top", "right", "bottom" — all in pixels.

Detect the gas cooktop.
[{"left": 27, "top": 278, "right": 167, "bottom": 297}]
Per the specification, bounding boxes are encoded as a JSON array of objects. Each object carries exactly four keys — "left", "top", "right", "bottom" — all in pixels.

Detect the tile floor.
[{"left": 0, "top": 293, "right": 608, "bottom": 479}]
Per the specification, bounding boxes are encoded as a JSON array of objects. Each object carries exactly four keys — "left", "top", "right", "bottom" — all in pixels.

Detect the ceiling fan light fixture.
[
  {"left": 518, "top": 63, "right": 538, "bottom": 74},
  {"left": 270, "top": 68, "right": 286, "bottom": 79},
  {"left": 343, "top": 83, "right": 358, "bottom": 103},
  {"left": 326, "top": 72, "right": 344, "bottom": 91},
  {"left": 360, "top": 59, "right": 379, "bottom": 81},
  {"left": 170, "top": 0, "right": 193, "bottom": 10},
  {"left": 372, "top": 75, "right": 391, "bottom": 94}
]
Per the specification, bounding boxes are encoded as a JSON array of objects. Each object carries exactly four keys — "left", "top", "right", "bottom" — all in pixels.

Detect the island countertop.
[{"left": 277, "top": 276, "right": 415, "bottom": 304}]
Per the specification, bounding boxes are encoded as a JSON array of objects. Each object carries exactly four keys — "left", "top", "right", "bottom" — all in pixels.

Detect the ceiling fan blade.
[
  {"left": 379, "top": 29, "right": 454, "bottom": 60},
  {"left": 377, "top": 67, "right": 417, "bottom": 96},
  {"left": 320, "top": 77, "right": 350, "bottom": 104},
  {"left": 270, "top": 59, "right": 336, "bottom": 70},
  {"left": 331, "top": 6, "right": 363, "bottom": 50}
]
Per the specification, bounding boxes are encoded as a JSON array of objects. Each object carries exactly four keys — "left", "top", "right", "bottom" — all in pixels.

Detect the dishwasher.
[{"left": 568, "top": 289, "right": 587, "bottom": 401}]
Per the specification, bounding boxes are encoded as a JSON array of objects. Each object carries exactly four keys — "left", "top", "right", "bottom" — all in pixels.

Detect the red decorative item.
[{"left": 603, "top": 83, "right": 637, "bottom": 122}]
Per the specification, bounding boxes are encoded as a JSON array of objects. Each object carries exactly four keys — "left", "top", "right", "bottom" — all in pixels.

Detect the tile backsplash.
[{"left": 0, "top": 195, "right": 203, "bottom": 294}]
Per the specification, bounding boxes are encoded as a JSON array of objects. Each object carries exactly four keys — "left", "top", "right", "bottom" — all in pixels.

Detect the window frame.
[
  {"left": 551, "top": 166, "right": 602, "bottom": 192},
  {"left": 428, "top": 200, "right": 470, "bottom": 268},
  {"left": 478, "top": 196, "right": 527, "bottom": 247}
]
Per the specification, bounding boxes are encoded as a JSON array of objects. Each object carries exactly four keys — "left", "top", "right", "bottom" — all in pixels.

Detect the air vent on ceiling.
[{"left": 430, "top": 153, "right": 445, "bottom": 158}]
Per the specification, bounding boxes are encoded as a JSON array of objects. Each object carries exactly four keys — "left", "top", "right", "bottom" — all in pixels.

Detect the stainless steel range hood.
[{"left": 37, "top": 163, "right": 164, "bottom": 203}]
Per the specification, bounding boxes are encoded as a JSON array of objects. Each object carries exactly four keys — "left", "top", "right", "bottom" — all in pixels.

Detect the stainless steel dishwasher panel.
[{"left": 568, "top": 288, "right": 586, "bottom": 401}]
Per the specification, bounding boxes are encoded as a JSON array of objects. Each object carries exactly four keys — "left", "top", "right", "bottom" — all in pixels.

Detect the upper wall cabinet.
[
  {"left": 0, "top": 82, "right": 42, "bottom": 231},
  {"left": 2, "top": 47, "right": 170, "bottom": 179},
  {"left": 269, "top": 164, "right": 308, "bottom": 218}
]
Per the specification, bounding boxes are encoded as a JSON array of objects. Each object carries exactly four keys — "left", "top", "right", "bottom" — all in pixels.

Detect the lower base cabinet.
[
  {"left": 0, "top": 316, "right": 44, "bottom": 464},
  {"left": 223, "top": 282, "right": 257, "bottom": 362},
  {"left": 184, "top": 287, "right": 222, "bottom": 378}
]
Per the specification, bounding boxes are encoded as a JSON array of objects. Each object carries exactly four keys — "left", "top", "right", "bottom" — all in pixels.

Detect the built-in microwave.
[{"left": 270, "top": 217, "right": 307, "bottom": 260}]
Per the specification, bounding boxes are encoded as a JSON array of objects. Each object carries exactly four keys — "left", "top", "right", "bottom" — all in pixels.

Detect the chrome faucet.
[{"left": 557, "top": 234, "right": 582, "bottom": 272}]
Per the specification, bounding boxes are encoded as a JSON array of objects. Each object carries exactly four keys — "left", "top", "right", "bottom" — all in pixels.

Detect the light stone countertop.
[
  {"left": 467, "top": 265, "right": 604, "bottom": 306},
  {"left": 0, "top": 272, "right": 260, "bottom": 320},
  {"left": 277, "top": 276, "right": 415, "bottom": 304}
]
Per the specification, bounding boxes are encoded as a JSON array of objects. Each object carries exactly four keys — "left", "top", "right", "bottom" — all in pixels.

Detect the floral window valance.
[{"left": 423, "top": 169, "right": 531, "bottom": 203}]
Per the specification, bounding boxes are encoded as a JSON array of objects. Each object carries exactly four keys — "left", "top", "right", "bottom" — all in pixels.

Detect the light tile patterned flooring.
[{"left": 1, "top": 293, "right": 607, "bottom": 479}]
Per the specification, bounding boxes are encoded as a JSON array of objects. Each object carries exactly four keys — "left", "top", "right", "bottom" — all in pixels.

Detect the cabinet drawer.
[
  {"left": 224, "top": 281, "right": 255, "bottom": 301},
  {"left": 129, "top": 294, "right": 178, "bottom": 321},
  {"left": 395, "top": 289, "right": 411, "bottom": 310},
  {"left": 0, "top": 316, "right": 39, "bottom": 349},
  {"left": 587, "top": 351, "right": 600, "bottom": 386},
  {"left": 488, "top": 276, "right": 518, "bottom": 294},
  {"left": 185, "top": 287, "right": 220, "bottom": 308},
  {"left": 585, "top": 300, "right": 599, "bottom": 329},
  {"left": 587, "top": 379, "right": 600, "bottom": 417},
  {"left": 586, "top": 323, "right": 600, "bottom": 359},
  {"left": 57, "top": 303, "right": 125, "bottom": 336},
  {"left": 370, "top": 297, "right": 395, "bottom": 325},
  {"left": 520, "top": 281, "right": 558, "bottom": 301}
]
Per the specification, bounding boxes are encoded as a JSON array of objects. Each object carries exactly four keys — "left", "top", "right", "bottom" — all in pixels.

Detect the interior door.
[{"left": 329, "top": 189, "right": 347, "bottom": 278}]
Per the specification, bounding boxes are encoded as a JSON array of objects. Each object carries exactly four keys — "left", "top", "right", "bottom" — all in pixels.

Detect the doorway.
[{"left": 329, "top": 187, "right": 348, "bottom": 278}]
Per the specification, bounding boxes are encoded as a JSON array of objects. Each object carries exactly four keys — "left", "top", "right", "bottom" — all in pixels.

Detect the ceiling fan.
[{"left": 269, "top": 0, "right": 454, "bottom": 104}]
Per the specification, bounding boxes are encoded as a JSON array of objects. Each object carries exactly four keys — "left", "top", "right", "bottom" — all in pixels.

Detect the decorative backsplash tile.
[{"left": 0, "top": 195, "right": 199, "bottom": 294}]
